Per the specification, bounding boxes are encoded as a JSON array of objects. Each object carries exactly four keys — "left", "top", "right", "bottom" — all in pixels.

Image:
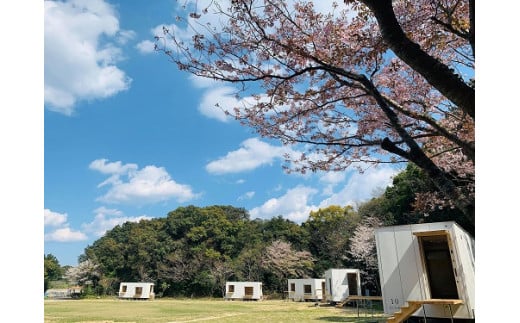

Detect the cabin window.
[
  {"left": 135, "top": 287, "right": 143, "bottom": 296},
  {"left": 228, "top": 285, "right": 235, "bottom": 293},
  {"left": 418, "top": 234, "right": 459, "bottom": 299},
  {"left": 121, "top": 285, "right": 127, "bottom": 293},
  {"left": 304, "top": 285, "right": 312, "bottom": 294},
  {"left": 244, "top": 286, "right": 254, "bottom": 296},
  {"left": 290, "top": 283, "right": 295, "bottom": 292}
]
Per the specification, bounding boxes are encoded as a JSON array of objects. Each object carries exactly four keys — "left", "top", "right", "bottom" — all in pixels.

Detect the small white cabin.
[
  {"left": 118, "top": 282, "right": 155, "bottom": 300},
  {"left": 287, "top": 278, "right": 325, "bottom": 301},
  {"left": 45, "top": 286, "right": 82, "bottom": 299},
  {"left": 45, "top": 289, "right": 70, "bottom": 298},
  {"left": 224, "top": 282, "right": 263, "bottom": 301},
  {"left": 324, "top": 268, "right": 362, "bottom": 303},
  {"left": 375, "top": 221, "right": 475, "bottom": 321}
]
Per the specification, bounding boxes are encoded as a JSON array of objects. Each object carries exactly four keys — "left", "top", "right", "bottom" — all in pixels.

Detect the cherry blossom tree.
[
  {"left": 348, "top": 216, "right": 382, "bottom": 293},
  {"left": 64, "top": 259, "right": 101, "bottom": 286},
  {"left": 261, "top": 240, "right": 314, "bottom": 291},
  {"left": 155, "top": 0, "right": 475, "bottom": 224}
]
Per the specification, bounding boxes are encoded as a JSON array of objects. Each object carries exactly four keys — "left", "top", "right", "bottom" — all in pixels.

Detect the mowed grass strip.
[{"left": 44, "top": 298, "right": 387, "bottom": 323}]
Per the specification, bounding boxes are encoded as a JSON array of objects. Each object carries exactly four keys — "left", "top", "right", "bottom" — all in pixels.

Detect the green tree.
[
  {"left": 382, "top": 163, "right": 474, "bottom": 235},
  {"left": 44, "top": 253, "right": 63, "bottom": 291},
  {"left": 233, "top": 245, "right": 264, "bottom": 282},
  {"left": 303, "top": 205, "right": 360, "bottom": 274},
  {"left": 85, "top": 217, "right": 175, "bottom": 295},
  {"left": 260, "top": 215, "right": 310, "bottom": 250},
  {"left": 160, "top": 205, "right": 256, "bottom": 296}
]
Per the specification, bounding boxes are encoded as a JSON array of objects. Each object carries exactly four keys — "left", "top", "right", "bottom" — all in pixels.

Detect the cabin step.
[
  {"left": 335, "top": 296, "right": 352, "bottom": 308},
  {"left": 387, "top": 299, "right": 465, "bottom": 322},
  {"left": 386, "top": 302, "right": 422, "bottom": 323}
]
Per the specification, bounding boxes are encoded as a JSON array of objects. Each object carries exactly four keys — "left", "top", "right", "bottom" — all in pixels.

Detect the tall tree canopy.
[
  {"left": 156, "top": 0, "right": 475, "bottom": 225},
  {"left": 44, "top": 253, "right": 63, "bottom": 291},
  {"left": 302, "top": 205, "right": 359, "bottom": 273},
  {"left": 83, "top": 205, "right": 315, "bottom": 297}
]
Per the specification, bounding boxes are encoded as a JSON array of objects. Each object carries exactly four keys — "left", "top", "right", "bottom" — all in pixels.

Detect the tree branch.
[{"left": 361, "top": 0, "right": 475, "bottom": 119}]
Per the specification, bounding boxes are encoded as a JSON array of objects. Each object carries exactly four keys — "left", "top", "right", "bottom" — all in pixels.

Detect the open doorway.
[
  {"left": 244, "top": 286, "right": 254, "bottom": 297},
  {"left": 347, "top": 273, "right": 358, "bottom": 296},
  {"left": 419, "top": 234, "right": 459, "bottom": 299}
]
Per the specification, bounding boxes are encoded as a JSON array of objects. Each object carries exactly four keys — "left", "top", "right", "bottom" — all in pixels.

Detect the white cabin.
[
  {"left": 287, "top": 278, "right": 326, "bottom": 301},
  {"left": 375, "top": 221, "right": 475, "bottom": 321},
  {"left": 45, "top": 286, "right": 82, "bottom": 299},
  {"left": 224, "top": 282, "right": 263, "bottom": 301},
  {"left": 118, "top": 282, "right": 155, "bottom": 300},
  {"left": 323, "top": 268, "right": 362, "bottom": 303}
]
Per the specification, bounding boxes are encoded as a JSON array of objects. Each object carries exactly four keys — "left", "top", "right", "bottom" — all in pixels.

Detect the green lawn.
[{"left": 44, "top": 298, "right": 387, "bottom": 323}]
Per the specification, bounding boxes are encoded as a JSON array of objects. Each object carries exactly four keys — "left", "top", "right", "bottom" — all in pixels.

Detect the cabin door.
[
  {"left": 419, "top": 234, "right": 459, "bottom": 299},
  {"left": 244, "top": 286, "right": 254, "bottom": 297},
  {"left": 347, "top": 273, "right": 358, "bottom": 296}
]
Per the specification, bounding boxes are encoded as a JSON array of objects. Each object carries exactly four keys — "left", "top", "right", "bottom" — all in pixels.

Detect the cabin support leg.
[{"left": 448, "top": 305, "right": 454, "bottom": 323}]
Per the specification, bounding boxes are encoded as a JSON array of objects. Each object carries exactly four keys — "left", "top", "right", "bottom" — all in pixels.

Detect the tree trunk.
[{"left": 362, "top": 0, "right": 475, "bottom": 119}]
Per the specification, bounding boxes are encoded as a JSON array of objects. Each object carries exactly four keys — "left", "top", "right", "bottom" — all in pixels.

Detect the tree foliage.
[
  {"left": 84, "top": 205, "right": 316, "bottom": 297},
  {"left": 81, "top": 176, "right": 471, "bottom": 298},
  {"left": 302, "top": 205, "right": 360, "bottom": 273},
  {"left": 359, "top": 163, "right": 473, "bottom": 234},
  {"left": 155, "top": 0, "right": 475, "bottom": 225},
  {"left": 44, "top": 253, "right": 63, "bottom": 291}
]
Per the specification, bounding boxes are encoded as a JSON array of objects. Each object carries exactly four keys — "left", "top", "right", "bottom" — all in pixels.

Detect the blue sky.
[{"left": 41, "top": 0, "right": 405, "bottom": 267}]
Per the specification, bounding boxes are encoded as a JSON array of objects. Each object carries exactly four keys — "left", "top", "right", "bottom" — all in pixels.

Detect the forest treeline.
[{"left": 45, "top": 164, "right": 473, "bottom": 297}]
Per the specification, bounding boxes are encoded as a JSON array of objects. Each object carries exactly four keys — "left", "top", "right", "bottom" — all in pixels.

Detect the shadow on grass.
[{"left": 317, "top": 316, "right": 386, "bottom": 323}]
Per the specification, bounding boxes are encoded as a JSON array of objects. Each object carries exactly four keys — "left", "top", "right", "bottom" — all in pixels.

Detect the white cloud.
[
  {"left": 89, "top": 159, "right": 138, "bottom": 175},
  {"left": 237, "top": 191, "right": 255, "bottom": 201},
  {"left": 319, "top": 171, "right": 347, "bottom": 186},
  {"left": 137, "top": 22, "right": 189, "bottom": 55},
  {"left": 206, "top": 138, "right": 293, "bottom": 174},
  {"left": 44, "top": 208, "right": 88, "bottom": 242},
  {"left": 45, "top": 227, "right": 88, "bottom": 242},
  {"left": 136, "top": 40, "right": 156, "bottom": 54},
  {"left": 90, "top": 159, "right": 198, "bottom": 204},
  {"left": 248, "top": 165, "right": 397, "bottom": 224},
  {"left": 44, "top": 209, "right": 68, "bottom": 227},
  {"left": 92, "top": 206, "right": 123, "bottom": 216},
  {"left": 197, "top": 86, "right": 238, "bottom": 122},
  {"left": 249, "top": 186, "right": 319, "bottom": 223},
  {"left": 44, "top": 0, "right": 132, "bottom": 114},
  {"left": 81, "top": 207, "right": 151, "bottom": 237},
  {"left": 319, "top": 170, "right": 347, "bottom": 195},
  {"left": 195, "top": 81, "right": 275, "bottom": 122},
  {"left": 117, "top": 30, "right": 137, "bottom": 45},
  {"left": 318, "top": 166, "right": 398, "bottom": 208}
]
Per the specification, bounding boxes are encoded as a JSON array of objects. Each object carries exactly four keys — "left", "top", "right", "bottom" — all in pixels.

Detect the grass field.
[{"left": 44, "top": 298, "right": 387, "bottom": 323}]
